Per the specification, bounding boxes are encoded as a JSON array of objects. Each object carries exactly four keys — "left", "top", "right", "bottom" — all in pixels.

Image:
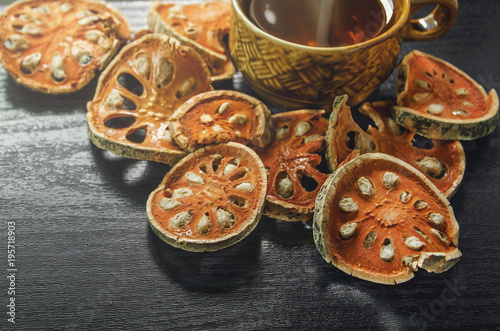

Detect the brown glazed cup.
[{"left": 229, "top": 0, "right": 458, "bottom": 108}]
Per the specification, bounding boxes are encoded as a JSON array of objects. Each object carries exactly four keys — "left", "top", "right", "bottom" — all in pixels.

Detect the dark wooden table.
[{"left": 1, "top": 0, "right": 499, "bottom": 329}]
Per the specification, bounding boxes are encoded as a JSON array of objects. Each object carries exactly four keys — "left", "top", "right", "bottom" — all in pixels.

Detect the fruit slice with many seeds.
[
  {"left": 393, "top": 50, "right": 499, "bottom": 140},
  {"left": 325, "top": 95, "right": 466, "bottom": 198},
  {"left": 87, "top": 34, "right": 213, "bottom": 165},
  {"left": 147, "top": 142, "right": 267, "bottom": 252},
  {"left": 255, "top": 109, "right": 330, "bottom": 222},
  {"left": 0, "top": 0, "right": 131, "bottom": 94},
  {"left": 148, "top": 0, "right": 235, "bottom": 82},
  {"left": 169, "top": 90, "right": 272, "bottom": 152},
  {"left": 313, "top": 153, "right": 461, "bottom": 285}
]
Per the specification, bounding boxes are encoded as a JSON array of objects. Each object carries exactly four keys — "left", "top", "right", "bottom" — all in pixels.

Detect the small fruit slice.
[
  {"left": 393, "top": 50, "right": 499, "bottom": 140},
  {"left": 255, "top": 109, "right": 330, "bottom": 222},
  {"left": 169, "top": 90, "right": 272, "bottom": 152},
  {"left": 87, "top": 34, "right": 213, "bottom": 165},
  {"left": 147, "top": 142, "right": 267, "bottom": 252},
  {"left": 0, "top": 0, "right": 131, "bottom": 94},
  {"left": 325, "top": 95, "right": 466, "bottom": 198},
  {"left": 313, "top": 153, "right": 461, "bottom": 285},
  {"left": 148, "top": 0, "right": 235, "bottom": 82}
]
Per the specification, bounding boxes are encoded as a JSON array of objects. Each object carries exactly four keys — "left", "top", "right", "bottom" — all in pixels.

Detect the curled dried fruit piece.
[
  {"left": 0, "top": 0, "right": 131, "bottom": 94},
  {"left": 147, "top": 142, "right": 267, "bottom": 252},
  {"left": 148, "top": 1, "right": 235, "bottom": 82},
  {"left": 393, "top": 50, "right": 499, "bottom": 140},
  {"left": 87, "top": 34, "right": 213, "bottom": 165},
  {"left": 169, "top": 90, "right": 272, "bottom": 152},
  {"left": 256, "top": 109, "right": 329, "bottom": 222},
  {"left": 325, "top": 95, "right": 466, "bottom": 198},
  {"left": 313, "top": 153, "right": 461, "bottom": 285}
]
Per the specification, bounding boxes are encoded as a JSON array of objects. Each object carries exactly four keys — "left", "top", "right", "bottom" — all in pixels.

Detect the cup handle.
[{"left": 403, "top": 0, "right": 458, "bottom": 41}]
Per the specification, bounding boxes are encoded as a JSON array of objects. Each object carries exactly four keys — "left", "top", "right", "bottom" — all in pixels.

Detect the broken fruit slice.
[
  {"left": 0, "top": 0, "right": 131, "bottom": 94},
  {"left": 169, "top": 90, "right": 272, "bottom": 153},
  {"left": 147, "top": 142, "right": 267, "bottom": 252},
  {"left": 326, "top": 95, "right": 466, "bottom": 198},
  {"left": 393, "top": 50, "right": 499, "bottom": 140},
  {"left": 255, "top": 109, "right": 329, "bottom": 222},
  {"left": 87, "top": 34, "right": 213, "bottom": 165},
  {"left": 313, "top": 153, "right": 461, "bottom": 285},
  {"left": 148, "top": 0, "right": 235, "bottom": 82}
]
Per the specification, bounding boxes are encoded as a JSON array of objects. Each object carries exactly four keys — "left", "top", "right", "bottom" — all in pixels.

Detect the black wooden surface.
[{"left": 1, "top": 0, "right": 499, "bottom": 330}]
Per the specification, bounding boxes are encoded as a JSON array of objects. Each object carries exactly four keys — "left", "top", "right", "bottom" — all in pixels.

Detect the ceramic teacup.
[{"left": 229, "top": 0, "right": 458, "bottom": 108}]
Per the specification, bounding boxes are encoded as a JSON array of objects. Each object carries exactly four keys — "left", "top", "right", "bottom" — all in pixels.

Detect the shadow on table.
[
  {"left": 147, "top": 222, "right": 262, "bottom": 293},
  {"left": 4, "top": 73, "right": 98, "bottom": 114},
  {"left": 90, "top": 144, "right": 170, "bottom": 205},
  {"left": 309, "top": 244, "right": 469, "bottom": 329},
  {"left": 258, "top": 216, "right": 315, "bottom": 246}
]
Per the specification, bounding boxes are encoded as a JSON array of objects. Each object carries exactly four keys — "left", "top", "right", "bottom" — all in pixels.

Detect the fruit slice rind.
[
  {"left": 87, "top": 33, "right": 212, "bottom": 165},
  {"left": 393, "top": 50, "right": 499, "bottom": 140},
  {"left": 313, "top": 153, "right": 460, "bottom": 285},
  {"left": 325, "top": 94, "right": 466, "bottom": 198},
  {"left": 392, "top": 89, "right": 499, "bottom": 140},
  {"left": 147, "top": 142, "right": 267, "bottom": 252},
  {"left": 0, "top": 0, "right": 131, "bottom": 94},
  {"left": 169, "top": 90, "right": 273, "bottom": 153}
]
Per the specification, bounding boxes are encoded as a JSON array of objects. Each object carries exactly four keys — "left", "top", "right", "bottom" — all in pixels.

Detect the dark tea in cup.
[{"left": 242, "top": 0, "right": 396, "bottom": 47}]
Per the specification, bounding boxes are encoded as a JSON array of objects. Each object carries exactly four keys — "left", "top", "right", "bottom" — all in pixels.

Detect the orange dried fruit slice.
[
  {"left": 255, "top": 109, "right": 330, "bottom": 222},
  {"left": 87, "top": 34, "right": 213, "bottom": 165},
  {"left": 148, "top": 1, "right": 235, "bottom": 82},
  {"left": 393, "top": 50, "right": 499, "bottom": 140},
  {"left": 313, "top": 153, "right": 461, "bottom": 285},
  {"left": 0, "top": 0, "right": 131, "bottom": 94},
  {"left": 147, "top": 142, "right": 267, "bottom": 252},
  {"left": 326, "top": 95, "right": 466, "bottom": 198},
  {"left": 169, "top": 90, "right": 272, "bottom": 153}
]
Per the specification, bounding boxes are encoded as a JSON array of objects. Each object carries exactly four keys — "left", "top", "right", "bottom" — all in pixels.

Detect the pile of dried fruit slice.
[
  {"left": 0, "top": 0, "right": 131, "bottom": 94},
  {"left": 325, "top": 95, "right": 466, "bottom": 198},
  {"left": 313, "top": 153, "right": 461, "bottom": 285},
  {"left": 393, "top": 50, "right": 499, "bottom": 140},
  {"left": 169, "top": 90, "right": 272, "bottom": 152},
  {"left": 87, "top": 33, "right": 213, "bottom": 165},
  {"left": 147, "top": 142, "right": 267, "bottom": 252},
  {"left": 148, "top": 0, "right": 235, "bottom": 82},
  {"left": 256, "top": 109, "right": 330, "bottom": 222},
  {"left": 0, "top": 1, "right": 480, "bottom": 281}
]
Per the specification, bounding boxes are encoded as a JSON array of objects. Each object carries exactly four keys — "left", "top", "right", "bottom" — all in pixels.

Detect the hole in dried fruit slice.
[
  {"left": 313, "top": 153, "right": 461, "bottom": 285},
  {"left": 169, "top": 90, "right": 272, "bottom": 152},
  {"left": 147, "top": 142, "right": 267, "bottom": 252},
  {"left": 256, "top": 109, "right": 329, "bottom": 222},
  {"left": 0, "top": 0, "right": 131, "bottom": 94},
  {"left": 325, "top": 95, "right": 465, "bottom": 198},
  {"left": 104, "top": 116, "right": 136, "bottom": 129},
  {"left": 148, "top": 1, "right": 236, "bottom": 82},
  {"left": 87, "top": 34, "right": 213, "bottom": 165},
  {"left": 393, "top": 50, "right": 499, "bottom": 140},
  {"left": 118, "top": 73, "right": 144, "bottom": 96}
]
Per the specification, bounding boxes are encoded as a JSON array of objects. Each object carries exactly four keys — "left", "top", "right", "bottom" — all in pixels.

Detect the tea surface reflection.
[{"left": 244, "top": 0, "right": 395, "bottom": 47}]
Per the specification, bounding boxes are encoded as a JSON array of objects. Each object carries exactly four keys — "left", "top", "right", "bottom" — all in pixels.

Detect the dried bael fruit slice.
[
  {"left": 313, "top": 153, "right": 461, "bottom": 285},
  {"left": 256, "top": 109, "right": 329, "bottom": 222},
  {"left": 87, "top": 34, "right": 213, "bottom": 165},
  {"left": 393, "top": 50, "right": 499, "bottom": 140},
  {"left": 0, "top": 0, "right": 131, "bottom": 94},
  {"left": 148, "top": 1, "right": 235, "bottom": 82},
  {"left": 147, "top": 142, "right": 267, "bottom": 252},
  {"left": 169, "top": 90, "right": 272, "bottom": 153},
  {"left": 326, "top": 95, "right": 466, "bottom": 198}
]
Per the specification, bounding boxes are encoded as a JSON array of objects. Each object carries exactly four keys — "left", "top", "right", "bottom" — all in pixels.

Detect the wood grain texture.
[{"left": 1, "top": 0, "right": 500, "bottom": 329}]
